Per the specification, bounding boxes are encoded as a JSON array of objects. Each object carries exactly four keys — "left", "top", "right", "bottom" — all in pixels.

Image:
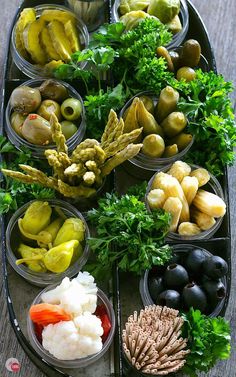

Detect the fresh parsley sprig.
[{"left": 87, "top": 192, "right": 172, "bottom": 277}]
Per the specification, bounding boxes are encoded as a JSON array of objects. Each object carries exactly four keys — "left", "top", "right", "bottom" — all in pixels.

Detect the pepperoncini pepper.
[
  {"left": 16, "top": 244, "right": 48, "bottom": 273},
  {"left": 37, "top": 217, "right": 63, "bottom": 249},
  {"left": 53, "top": 218, "right": 85, "bottom": 246},
  {"left": 43, "top": 240, "right": 79, "bottom": 273}
]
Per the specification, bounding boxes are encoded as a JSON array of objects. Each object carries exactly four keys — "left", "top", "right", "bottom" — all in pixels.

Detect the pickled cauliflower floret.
[
  {"left": 41, "top": 272, "right": 97, "bottom": 316},
  {"left": 42, "top": 313, "right": 103, "bottom": 360}
]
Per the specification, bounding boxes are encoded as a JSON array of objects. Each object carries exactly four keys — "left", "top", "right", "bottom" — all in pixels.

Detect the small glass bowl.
[
  {"left": 146, "top": 164, "right": 225, "bottom": 241},
  {"left": 11, "top": 4, "right": 89, "bottom": 79},
  {"left": 111, "top": 0, "right": 189, "bottom": 49},
  {"left": 66, "top": 0, "right": 109, "bottom": 32},
  {"left": 119, "top": 91, "right": 194, "bottom": 178},
  {"left": 5, "top": 79, "right": 86, "bottom": 158},
  {"left": 139, "top": 244, "right": 227, "bottom": 317},
  {"left": 6, "top": 199, "right": 90, "bottom": 287},
  {"left": 27, "top": 285, "right": 116, "bottom": 368}
]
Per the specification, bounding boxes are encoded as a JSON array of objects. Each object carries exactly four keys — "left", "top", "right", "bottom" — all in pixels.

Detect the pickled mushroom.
[
  {"left": 43, "top": 240, "right": 79, "bottom": 273},
  {"left": 147, "top": 0, "right": 180, "bottom": 24},
  {"left": 39, "top": 80, "right": 68, "bottom": 102},
  {"left": 120, "top": 10, "right": 151, "bottom": 30}
]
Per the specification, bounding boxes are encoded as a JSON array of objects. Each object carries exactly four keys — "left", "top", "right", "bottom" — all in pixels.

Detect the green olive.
[
  {"left": 177, "top": 67, "right": 196, "bottom": 82},
  {"left": 142, "top": 134, "right": 165, "bottom": 157},
  {"left": 179, "top": 39, "right": 201, "bottom": 67},
  {"left": 37, "top": 99, "right": 62, "bottom": 121},
  {"left": 61, "top": 120, "right": 78, "bottom": 140},
  {"left": 21, "top": 114, "right": 52, "bottom": 145},
  {"left": 10, "top": 86, "right": 41, "bottom": 114},
  {"left": 61, "top": 98, "right": 82, "bottom": 121},
  {"left": 10, "top": 112, "right": 27, "bottom": 137},
  {"left": 169, "top": 50, "right": 180, "bottom": 70}
]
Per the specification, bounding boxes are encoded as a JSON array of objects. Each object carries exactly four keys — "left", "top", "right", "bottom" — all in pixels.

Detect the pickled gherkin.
[
  {"left": 20, "top": 201, "right": 52, "bottom": 235},
  {"left": 43, "top": 240, "right": 79, "bottom": 273},
  {"left": 16, "top": 244, "right": 47, "bottom": 273},
  {"left": 53, "top": 218, "right": 85, "bottom": 246}
]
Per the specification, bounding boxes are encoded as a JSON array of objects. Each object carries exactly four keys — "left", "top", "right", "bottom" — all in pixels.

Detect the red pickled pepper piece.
[
  {"left": 30, "top": 303, "right": 72, "bottom": 326},
  {"left": 95, "top": 305, "right": 112, "bottom": 342}
]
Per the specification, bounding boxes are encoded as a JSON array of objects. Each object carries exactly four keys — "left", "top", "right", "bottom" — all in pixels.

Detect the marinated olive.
[
  {"left": 169, "top": 50, "right": 180, "bottom": 70},
  {"left": 21, "top": 114, "right": 52, "bottom": 145},
  {"left": 139, "top": 95, "right": 155, "bottom": 114},
  {"left": 39, "top": 80, "right": 68, "bottom": 102},
  {"left": 37, "top": 99, "right": 62, "bottom": 121},
  {"left": 10, "top": 86, "right": 42, "bottom": 114},
  {"left": 10, "top": 112, "right": 27, "bottom": 137},
  {"left": 177, "top": 67, "right": 196, "bottom": 82},
  {"left": 142, "top": 134, "right": 165, "bottom": 157},
  {"left": 61, "top": 98, "right": 82, "bottom": 121},
  {"left": 61, "top": 120, "right": 78, "bottom": 140},
  {"left": 179, "top": 39, "right": 201, "bottom": 67}
]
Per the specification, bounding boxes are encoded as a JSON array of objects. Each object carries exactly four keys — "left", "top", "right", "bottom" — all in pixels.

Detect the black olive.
[
  {"left": 185, "top": 248, "right": 207, "bottom": 274},
  {"left": 157, "top": 290, "right": 181, "bottom": 310},
  {"left": 182, "top": 283, "right": 207, "bottom": 312},
  {"left": 164, "top": 264, "right": 189, "bottom": 289},
  {"left": 148, "top": 276, "right": 165, "bottom": 302},
  {"left": 203, "top": 280, "right": 226, "bottom": 306},
  {"left": 202, "top": 256, "right": 228, "bottom": 279}
]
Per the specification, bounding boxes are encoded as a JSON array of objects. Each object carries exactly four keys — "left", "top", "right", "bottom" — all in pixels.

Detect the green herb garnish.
[
  {"left": 87, "top": 192, "right": 172, "bottom": 278},
  {"left": 182, "top": 308, "right": 231, "bottom": 377}
]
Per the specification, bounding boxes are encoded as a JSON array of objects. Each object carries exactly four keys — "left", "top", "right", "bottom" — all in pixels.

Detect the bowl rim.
[
  {"left": 27, "top": 285, "right": 116, "bottom": 368},
  {"left": 139, "top": 243, "right": 227, "bottom": 317},
  {"left": 6, "top": 198, "right": 91, "bottom": 287}
]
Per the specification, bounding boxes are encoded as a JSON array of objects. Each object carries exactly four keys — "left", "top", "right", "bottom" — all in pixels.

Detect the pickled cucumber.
[
  {"left": 15, "top": 8, "right": 36, "bottom": 58},
  {"left": 40, "top": 27, "right": 61, "bottom": 61},
  {"left": 48, "top": 20, "right": 72, "bottom": 62},
  {"left": 23, "top": 19, "right": 47, "bottom": 65},
  {"left": 40, "top": 9, "right": 76, "bottom": 24},
  {"left": 64, "top": 20, "right": 81, "bottom": 53}
]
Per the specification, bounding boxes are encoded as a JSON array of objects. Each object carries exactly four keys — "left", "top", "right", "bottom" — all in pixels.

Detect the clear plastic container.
[
  {"left": 119, "top": 91, "right": 194, "bottom": 178},
  {"left": 11, "top": 4, "right": 89, "bottom": 79},
  {"left": 66, "top": 0, "right": 108, "bottom": 32},
  {"left": 27, "top": 285, "right": 116, "bottom": 368},
  {"left": 6, "top": 199, "right": 90, "bottom": 287},
  {"left": 146, "top": 164, "right": 225, "bottom": 241},
  {"left": 139, "top": 244, "right": 227, "bottom": 317},
  {"left": 111, "top": 0, "right": 189, "bottom": 49},
  {"left": 5, "top": 79, "right": 86, "bottom": 158}
]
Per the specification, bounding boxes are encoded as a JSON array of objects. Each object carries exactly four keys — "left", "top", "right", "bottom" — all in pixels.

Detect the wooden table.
[{"left": 0, "top": 1, "right": 235, "bottom": 376}]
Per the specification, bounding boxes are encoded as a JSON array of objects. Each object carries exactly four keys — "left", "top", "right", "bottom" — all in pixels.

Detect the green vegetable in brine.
[
  {"left": 161, "top": 111, "right": 187, "bottom": 137},
  {"left": 177, "top": 66, "right": 196, "bottom": 82},
  {"left": 37, "top": 217, "right": 64, "bottom": 249},
  {"left": 20, "top": 201, "right": 52, "bottom": 235},
  {"left": 142, "top": 134, "right": 165, "bottom": 157},
  {"left": 137, "top": 100, "right": 164, "bottom": 136},
  {"left": 147, "top": 0, "right": 180, "bottom": 24},
  {"left": 53, "top": 218, "right": 85, "bottom": 246},
  {"left": 43, "top": 240, "right": 79, "bottom": 273},
  {"left": 138, "top": 95, "right": 155, "bottom": 115},
  {"left": 155, "top": 86, "right": 179, "bottom": 122},
  {"left": 16, "top": 243, "right": 47, "bottom": 273},
  {"left": 120, "top": 10, "right": 150, "bottom": 30}
]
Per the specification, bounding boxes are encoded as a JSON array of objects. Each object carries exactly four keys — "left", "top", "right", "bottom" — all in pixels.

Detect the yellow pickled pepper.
[
  {"left": 53, "top": 218, "right": 85, "bottom": 246},
  {"left": 20, "top": 201, "right": 52, "bottom": 234},
  {"left": 16, "top": 243, "right": 48, "bottom": 273},
  {"left": 37, "top": 217, "right": 64, "bottom": 249},
  {"left": 43, "top": 240, "right": 79, "bottom": 273}
]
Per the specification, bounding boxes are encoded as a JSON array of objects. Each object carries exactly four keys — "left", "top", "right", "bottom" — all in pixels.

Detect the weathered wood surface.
[{"left": 0, "top": 0, "right": 235, "bottom": 376}]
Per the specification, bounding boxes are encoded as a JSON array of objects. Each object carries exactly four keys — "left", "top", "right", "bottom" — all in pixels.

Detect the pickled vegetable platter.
[{"left": 0, "top": 0, "right": 234, "bottom": 376}]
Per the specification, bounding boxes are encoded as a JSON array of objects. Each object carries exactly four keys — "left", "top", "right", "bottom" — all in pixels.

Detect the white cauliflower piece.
[
  {"left": 42, "top": 313, "right": 103, "bottom": 360},
  {"left": 74, "top": 312, "right": 103, "bottom": 338},
  {"left": 41, "top": 272, "right": 98, "bottom": 317}
]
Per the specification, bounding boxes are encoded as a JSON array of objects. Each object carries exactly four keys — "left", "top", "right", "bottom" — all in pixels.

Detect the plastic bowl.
[
  {"left": 139, "top": 244, "right": 227, "bottom": 317},
  {"left": 5, "top": 78, "right": 86, "bottom": 158},
  {"left": 119, "top": 92, "right": 194, "bottom": 177},
  {"left": 6, "top": 199, "right": 90, "bottom": 287},
  {"left": 146, "top": 163, "right": 225, "bottom": 241},
  {"left": 111, "top": 0, "right": 189, "bottom": 49},
  {"left": 27, "top": 285, "right": 116, "bottom": 368},
  {"left": 11, "top": 4, "right": 89, "bottom": 79}
]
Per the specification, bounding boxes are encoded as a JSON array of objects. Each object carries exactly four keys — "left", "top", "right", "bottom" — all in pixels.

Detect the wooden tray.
[{"left": 0, "top": 1, "right": 231, "bottom": 376}]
